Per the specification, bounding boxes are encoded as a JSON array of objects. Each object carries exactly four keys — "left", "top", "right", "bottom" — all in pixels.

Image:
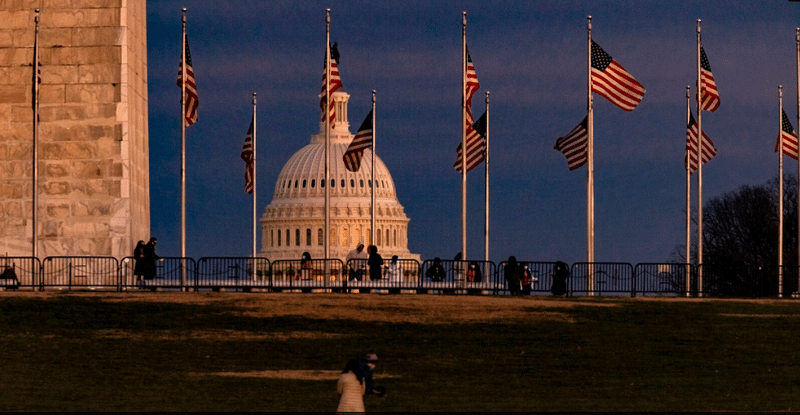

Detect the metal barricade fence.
[
  {"left": 270, "top": 259, "right": 345, "bottom": 291},
  {"left": 419, "top": 259, "right": 497, "bottom": 293},
  {"left": 702, "top": 264, "right": 800, "bottom": 298},
  {"left": 699, "top": 263, "right": 781, "bottom": 298},
  {"left": 132, "top": 257, "right": 197, "bottom": 290},
  {"left": 570, "top": 263, "right": 634, "bottom": 296},
  {"left": 0, "top": 257, "right": 40, "bottom": 290},
  {"left": 498, "top": 261, "right": 561, "bottom": 295},
  {"left": 41, "top": 256, "right": 119, "bottom": 290},
  {"left": 633, "top": 263, "right": 695, "bottom": 297},
  {"left": 344, "top": 258, "right": 421, "bottom": 291},
  {"left": 195, "top": 257, "right": 271, "bottom": 291}
]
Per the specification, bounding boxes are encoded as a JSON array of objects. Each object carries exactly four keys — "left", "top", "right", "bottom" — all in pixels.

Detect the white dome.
[
  {"left": 260, "top": 90, "right": 419, "bottom": 263},
  {"left": 272, "top": 144, "right": 397, "bottom": 201}
]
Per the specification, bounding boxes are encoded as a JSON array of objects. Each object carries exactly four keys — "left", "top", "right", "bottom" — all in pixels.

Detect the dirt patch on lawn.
[{"left": 94, "top": 329, "right": 343, "bottom": 341}]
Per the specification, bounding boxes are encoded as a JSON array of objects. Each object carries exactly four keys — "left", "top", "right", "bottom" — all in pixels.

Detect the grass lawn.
[{"left": 0, "top": 292, "right": 797, "bottom": 411}]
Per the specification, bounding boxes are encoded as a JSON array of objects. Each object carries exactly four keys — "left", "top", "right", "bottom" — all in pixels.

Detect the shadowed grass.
[{"left": 0, "top": 293, "right": 798, "bottom": 411}]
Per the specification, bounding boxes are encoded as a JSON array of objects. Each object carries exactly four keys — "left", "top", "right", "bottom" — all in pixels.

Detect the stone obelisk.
[{"left": 0, "top": 1, "right": 149, "bottom": 258}]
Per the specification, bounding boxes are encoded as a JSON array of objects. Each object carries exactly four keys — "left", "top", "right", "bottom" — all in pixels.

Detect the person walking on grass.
[{"left": 337, "top": 351, "right": 385, "bottom": 412}]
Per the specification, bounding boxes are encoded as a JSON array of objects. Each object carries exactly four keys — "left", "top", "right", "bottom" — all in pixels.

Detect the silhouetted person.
[
  {"left": 367, "top": 245, "right": 383, "bottom": 280},
  {"left": 505, "top": 256, "right": 521, "bottom": 295},
  {"left": 133, "top": 240, "right": 145, "bottom": 281},
  {"left": 142, "top": 237, "right": 160, "bottom": 280},
  {"left": 551, "top": 261, "right": 569, "bottom": 296},
  {"left": 426, "top": 257, "right": 446, "bottom": 282}
]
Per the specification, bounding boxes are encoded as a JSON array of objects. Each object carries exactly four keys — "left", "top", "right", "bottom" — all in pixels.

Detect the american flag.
[
  {"left": 775, "top": 109, "right": 798, "bottom": 160},
  {"left": 700, "top": 46, "right": 720, "bottom": 112},
  {"left": 554, "top": 116, "right": 588, "bottom": 171},
  {"left": 454, "top": 111, "right": 487, "bottom": 172},
  {"left": 591, "top": 40, "right": 645, "bottom": 111},
  {"left": 454, "top": 48, "right": 484, "bottom": 173},
  {"left": 320, "top": 42, "right": 343, "bottom": 129},
  {"left": 343, "top": 109, "right": 373, "bottom": 172},
  {"left": 176, "top": 35, "right": 198, "bottom": 126},
  {"left": 241, "top": 117, "right": 254, "bottom": 194},
  {"left": 686, "top": 113, "right": 717, "bottom": 173}
]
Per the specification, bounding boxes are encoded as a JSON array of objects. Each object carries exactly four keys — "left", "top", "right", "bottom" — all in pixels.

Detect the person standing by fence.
[
  {"left": 142, "top": 237, "right": 161, "bottom": 281},
  {"left": 505, "top": 256, "right": 521, "bottom": 295},
  {"left": 367, "top": 245, "right": 383, "bottom": 281},
  {"left": 551, "top": 261, "right": 569, "bottom": 296},
  {"left": 133, "top": 240, "right": 145, "bottom": 282},
  {"left": 346, "top": 243, "right": 367, "bottom": 281}
]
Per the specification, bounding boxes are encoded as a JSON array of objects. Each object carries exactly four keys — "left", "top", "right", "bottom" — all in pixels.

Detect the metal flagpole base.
[{"left": 792, "top": 291, "right": 800, "bottom": 298}]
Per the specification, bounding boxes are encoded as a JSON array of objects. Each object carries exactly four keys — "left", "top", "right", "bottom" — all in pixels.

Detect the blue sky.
[{"left": 146, "top": 1, "right": 800, "bottom": 264}]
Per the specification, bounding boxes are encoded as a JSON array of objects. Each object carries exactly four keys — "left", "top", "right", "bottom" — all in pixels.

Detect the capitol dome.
[{"left": 260, "top": 89, "right": 420, "bottom": 263}]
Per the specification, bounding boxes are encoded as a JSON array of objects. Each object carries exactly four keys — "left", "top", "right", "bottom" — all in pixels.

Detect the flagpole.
[
  {"left": 371, "top": 90, "right": 376, "bottom": 243},
  {"left": 796, "top": 28, "right": 800, "bottom": 298},
  {"left": 32, "top": 8, "right": 39, "bottom": 259},
  {"left": 587, "top": 16, "right": 595, "bottom": 294},
  {"left": 779, "top": 86, "right": 785, "bottom": 298},
  {"left": 180, "top": 8, "right": 187, "bottom": 263},
  {"left": 685, "top": 85, "right": 691, "bottom": 297},
  {"left": 324, "top": 8, "right": 331, "bottom": 259},
  {"left": 484, "top": 91, "right": 490, "bottom": 263},
  {"left": 252, "top": 92, "right": 257, "bottom": 260},
  {"left": 461, "top": 11, "right": 468, "bottom": 260},
  {"left": 696, "top": 19, "right": 703, "bottom": 297}
]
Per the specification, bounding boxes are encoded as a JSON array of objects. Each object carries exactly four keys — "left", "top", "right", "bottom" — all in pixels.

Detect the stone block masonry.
[{"left": 0, "top": 0, "right": 149, "bottom": 258}]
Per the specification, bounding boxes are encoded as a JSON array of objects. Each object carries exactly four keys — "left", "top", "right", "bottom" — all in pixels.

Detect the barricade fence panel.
[
  {"left": 698, "top": 264, "right": 797, "bottom": 298},
  {"left": 570, "top": 263, "right": 635, "bottom": 296},
  {"left": 345, "top": 258, "right": 421, "bottom": 291},
  {"left": 127, "top": 257, "right": 197, "bottom": 290},
  {"left": 498, "top": 261, "right": 562, "bottom": 296},
  {"left": 633, "top": 263, "right": 695, "bottom": 297},
  {"left": 195, "top": 257, "right": 271, "bottom": 290},
  {"left": 271, "top": 259, "right": 345, "bottom": 291},
  {"left": 419, "top": 260, "right": 497, "bottom": 293},
  {"left": 41, "top": 257, "right": 119, "bottom": 290},
  {"left": 0, "top": 257, "right": 40, "bottom": 290}
]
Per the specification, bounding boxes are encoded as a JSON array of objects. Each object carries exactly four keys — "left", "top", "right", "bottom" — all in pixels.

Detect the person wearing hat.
[{"left": 337, "top": 351, "right": 385, "bottom": 412}]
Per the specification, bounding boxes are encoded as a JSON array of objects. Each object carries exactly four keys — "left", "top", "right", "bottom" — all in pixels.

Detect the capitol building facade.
[{"left": 259, "top": 90, "right": 420, "bottom": 263}]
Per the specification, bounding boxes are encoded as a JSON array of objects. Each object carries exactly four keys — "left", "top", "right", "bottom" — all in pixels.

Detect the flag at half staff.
[
  {"left": 241, "top": 116, "right": 254, "bottom": 194},
  {"left": 343, "top": 109, "right": 373, "bottom": 172},
  {"left": 455, "top": 111, "right": 487, "bottom": 172},
  {"left": 554, "top": 116, "right": 588, "bottom": 171},
  {"left": 177, "top": 35, "right": 198, "bottom": 125},
  {"left": 590, "top": 40, "right": 645, "bottom": 111},
  {"left": 686, "top": 112, "right": 716, "bottom": 173},
  {"left": 775, "top": 109, "right": 799, "bottom": 160},
  {"left": 454, "top": 47, "right": 483, "bottom": 173},
  {"left": 700, "top": 46, "right": 720, "bottom": 112},
  {"left": 320, "top": 42, "right": 343, "bottom": 129}
]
